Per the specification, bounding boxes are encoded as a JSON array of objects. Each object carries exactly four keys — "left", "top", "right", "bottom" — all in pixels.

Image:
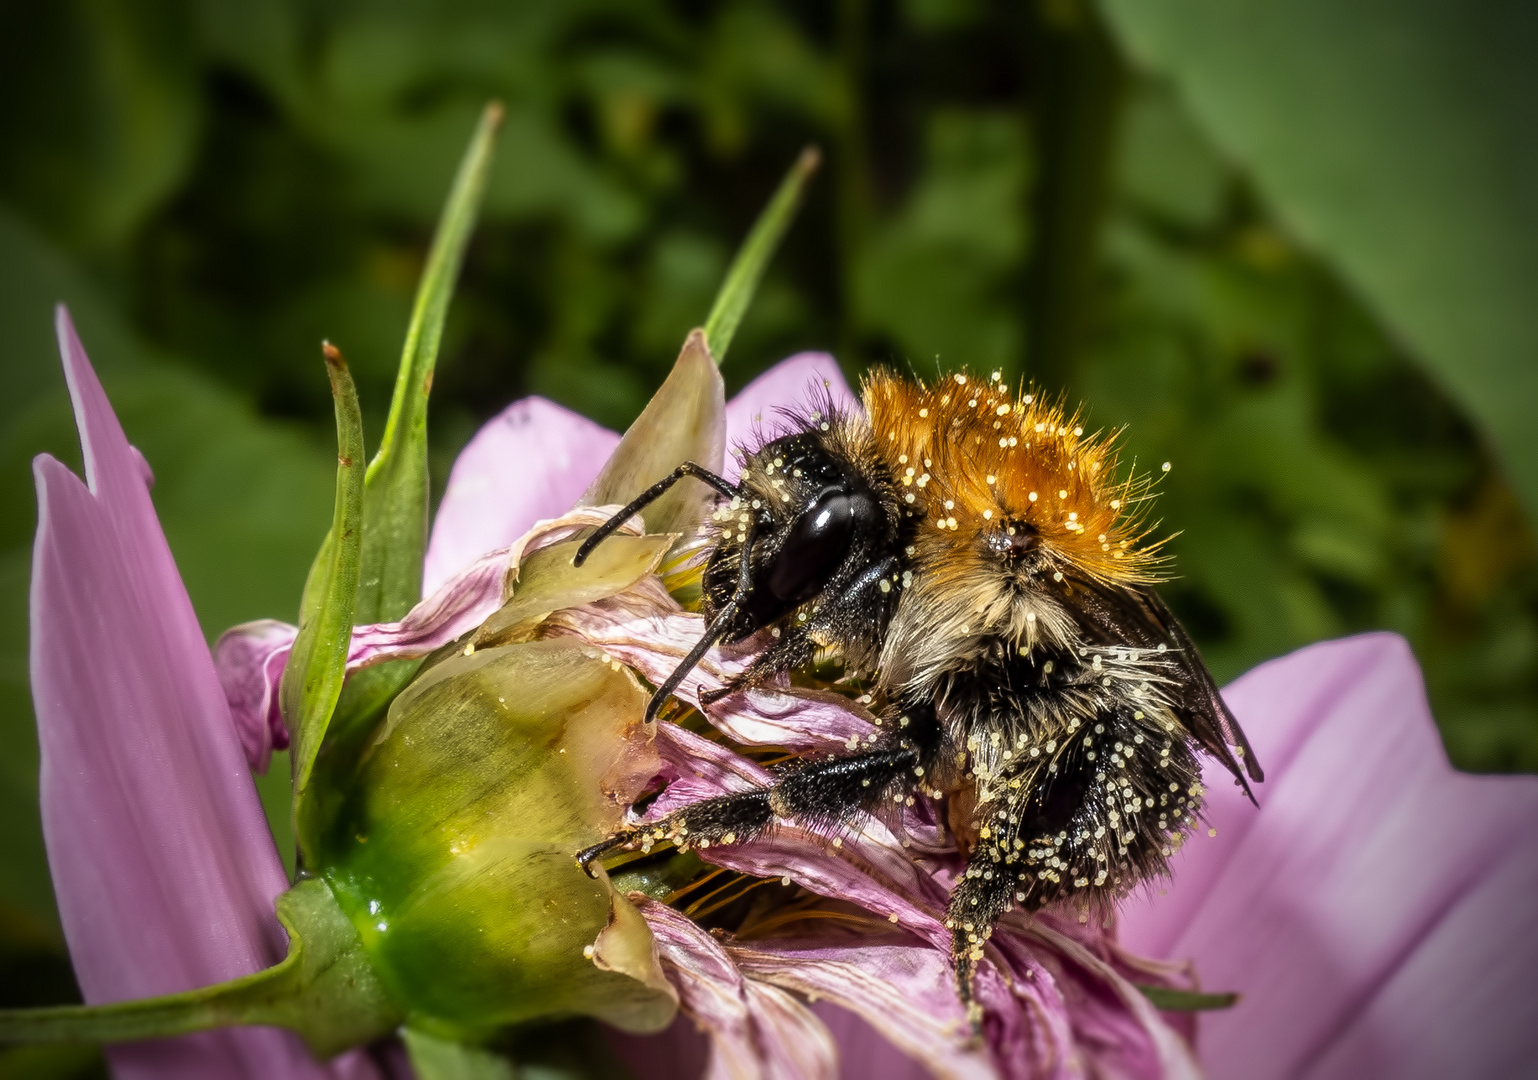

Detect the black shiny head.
[{"left": 703, "top": 429, "right": 905, "bottom": 649}]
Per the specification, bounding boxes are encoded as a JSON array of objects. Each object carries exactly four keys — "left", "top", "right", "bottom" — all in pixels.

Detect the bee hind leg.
[{"left": 944, "top": 854, "right": 1020, "bottom": 1033}]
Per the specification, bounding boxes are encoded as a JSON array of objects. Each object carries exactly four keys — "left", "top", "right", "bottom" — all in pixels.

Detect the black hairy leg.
[
  {"left": 578, "top": 700, "right": 944, "bottom": 873},
  {"left": 701, "top": 555, "right": 904, "bottom": 709}
]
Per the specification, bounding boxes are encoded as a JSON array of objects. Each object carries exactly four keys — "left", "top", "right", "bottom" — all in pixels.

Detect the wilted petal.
[
  {"left": 1015, "top": 918, "right": 1201, "bottom": 1080},
  {"left": 728, "top": 939, "right": 992, "bottom": 1080},
  {"left": 424, "top": 397, "right": 619, "bottom": 594},
  {"left": 645, "top": 723, "right": 952, "bottom": 950},
  {"left": 30, "top": 308, "right": 337, "bottom": 1078},
  {"left": 633, "top": 899, "right": 837, "bottom": 1080},
  {"left": 213, "top": 508, "right": 648, "bottom": 745},
  {"left": 213, "top": 619, "right": 297, "bottom": 772},
  {"left": 723, "top": 352, "right": 857, "bottom": 480},
  {"left": 547, "top": 582, "right": 881, "bottom": 754},
  {"left": 1118, "top": 633, "right": 1538, "bottom": 1079}
]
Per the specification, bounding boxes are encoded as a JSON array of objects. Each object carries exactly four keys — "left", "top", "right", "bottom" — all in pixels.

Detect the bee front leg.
[{"left": 578, "top": 790, "right": 776, "bottom": 876}]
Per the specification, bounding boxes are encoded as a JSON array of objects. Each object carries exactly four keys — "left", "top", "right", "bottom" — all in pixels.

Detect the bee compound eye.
[{"left": 765, "top": 490, "right": 865, "bottom": 603}]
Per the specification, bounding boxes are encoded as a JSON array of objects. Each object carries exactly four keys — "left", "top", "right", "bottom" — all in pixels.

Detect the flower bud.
[{"left": 318, "top": 633, "right": 676, "bottom": 1041}]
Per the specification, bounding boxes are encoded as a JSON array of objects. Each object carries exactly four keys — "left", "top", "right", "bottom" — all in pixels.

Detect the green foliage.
[
  {"left": 1099, "top": 0, "right": 1538, "bottom": 522},
  {"left": 360, "top": 102, "right": 502, "bottom": 625}
]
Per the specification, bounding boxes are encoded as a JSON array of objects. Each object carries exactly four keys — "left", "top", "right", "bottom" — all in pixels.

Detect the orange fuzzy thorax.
[{"left": 861, "top": 368, "right": 1163, "bottom": 586}]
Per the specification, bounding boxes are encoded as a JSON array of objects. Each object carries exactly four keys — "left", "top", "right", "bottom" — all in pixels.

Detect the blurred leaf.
[
  {"left": 1099, "top": 0, "right": 1538, "bottom": 522},
  {"left": 0, "top": 0, "right": 202, "bottom": 251},
  {"left": 359, "top": 103, "right": 502, "bottom": 623},
  {"left": 855, "top": 111, "right": 1029, "bottom": 372},
  {"left": 402, "top": 1030, "right": 517, "bottom": 1080}
]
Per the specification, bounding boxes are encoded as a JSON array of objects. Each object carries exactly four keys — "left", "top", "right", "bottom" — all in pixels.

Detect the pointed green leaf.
[
  {"left": 703, "top": 146, "right": 821, "bottom": 365},
  {"left": 581, "top": 329, "right": 725, "bottom": 538},
  {"left": 1135, "top": 984, "right": 1239, "bottom": 1012},
  {"left": 0, "top": 879, "right": 400, "bottom": 1058},
  {"left": 281, "top": 344, "right": 364, "bottom": 822},
  {"left": 401, "top": 1029, "right": 518, "bottom": 1080},
  {"left": 358, "top": 101, "right": 504, "bottom": 624}
]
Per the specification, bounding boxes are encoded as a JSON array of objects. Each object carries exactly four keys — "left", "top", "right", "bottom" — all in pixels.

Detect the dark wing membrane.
[{"left": 1066, "top": 577, "right": 1263, "bottom": 803}]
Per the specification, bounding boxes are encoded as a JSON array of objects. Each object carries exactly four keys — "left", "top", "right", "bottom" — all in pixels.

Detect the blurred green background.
[{"left": 1, "top": 0, "right": 1535, "bottom": 1072}]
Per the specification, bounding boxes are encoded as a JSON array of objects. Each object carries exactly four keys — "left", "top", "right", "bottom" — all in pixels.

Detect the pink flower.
[
  {"left": 29, "top": 308, "right": 373, "bottom": 1079},
  {"left": 1119, "top": 634, "right": 1538, "bottom": 1079},
  {"left": 32, "top": 307, "right": 1538, "bottom": 1079}
]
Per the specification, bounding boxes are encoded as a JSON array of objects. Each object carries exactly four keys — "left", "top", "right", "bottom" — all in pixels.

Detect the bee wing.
[{"left": 1070, "top": 578, "right": 1263, "bottom": 804}]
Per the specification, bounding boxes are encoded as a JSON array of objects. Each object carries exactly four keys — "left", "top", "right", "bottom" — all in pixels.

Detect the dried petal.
[
  {"left": 214, "top": 618, "right": 297, "bottom": 772},
  {"left": 635, "top": 899, "right": 837, "bottom": 1080}
]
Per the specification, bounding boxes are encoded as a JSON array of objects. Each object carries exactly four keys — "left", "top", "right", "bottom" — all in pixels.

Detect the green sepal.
[
  {"left": 401, "top": 1028, "right": 517, "bottom": 1080},
  {"left": 703, "top": 146, "right": 821, "bottom": 365},
  {"left": 0, "top": 879, "right": 401, "bottom": 1058},
  {"left": 282, "top": 345, "right": 365, "bottom": 833},
  {"left": 469, "top": 533, "right": 676, "bottom": 648},
  {"left": 582, "top": 329, "right": 725, "bottom": 540},
  {"left": 358, "top": 100, "right": 503, "bottom": 625},
  {"left": 1135, "top": 983, "right": 1239, "bottom": 1011}
]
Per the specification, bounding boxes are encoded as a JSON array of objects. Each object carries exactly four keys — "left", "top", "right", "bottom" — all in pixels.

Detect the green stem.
[
  {"left": 0, "top": 881, "right": 400, "bottom": 1058},
  {"left": 1135, "top": 984, "right": 1239, "bottom": 1011},
  {"left": 1023, "top": 0, "right": 1127, "bottom": 392},
  {"left": 703, "top": 146, "right": 822, "bottom": 365}
]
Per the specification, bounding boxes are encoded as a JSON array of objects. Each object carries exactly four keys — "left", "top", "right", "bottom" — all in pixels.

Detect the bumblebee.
[{"left": 575, "top": 368, "right": 1262, "bottom": 1011}]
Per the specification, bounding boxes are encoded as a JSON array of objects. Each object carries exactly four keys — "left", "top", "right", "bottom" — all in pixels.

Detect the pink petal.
[
  {"left": 730, "top": 940, "right": 992, "bottom": 1079},
  {"left": 545, "top": 583, "right": 882, "bottom": 755},
  {"left": 723, "top": 353, "right": 857, "bottom": 480},
  {"left": 634, "top": 899, "right": 838, "bottom": 1080},
  {"left": 30, "top": 309, "right": 341, "bottom": 1078},
  {"left": 213, "top": 507, "right": 645, "bottom": 750},
  {"left": 424, "top": 396, "right": 619, "bottom": 594},
  {"left": 213, "top": 619, "right": 297, "bottom": 773},
  {"left": 1117, "top": 633, "right": 1538, "bottom": 1079}
]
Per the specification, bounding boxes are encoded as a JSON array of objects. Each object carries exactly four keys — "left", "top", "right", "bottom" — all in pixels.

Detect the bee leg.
[
  {"left": 576, "top": 831, "right": 638, "bottom": 875},
  {"left": 944, "top": 855, "right": 1018, "bottom": 1033},
  {"left": 768, "top": 747, "right": 925, "bottom": 827},
  {"left": 702, "top": 555, "right": 904, "bottom": 709},
  {"left": 578, "top": 790, "right": 778, "bottom": 876}
]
